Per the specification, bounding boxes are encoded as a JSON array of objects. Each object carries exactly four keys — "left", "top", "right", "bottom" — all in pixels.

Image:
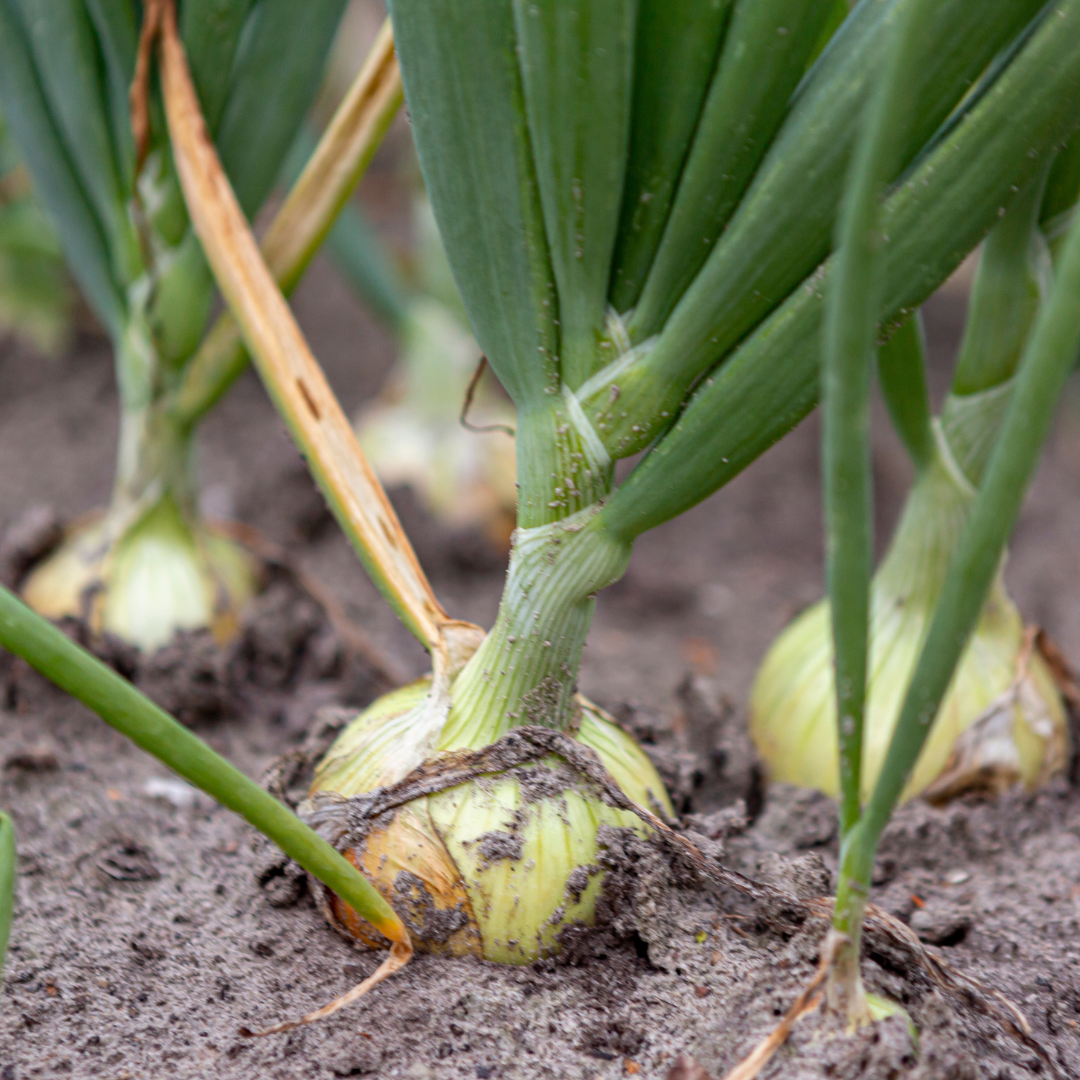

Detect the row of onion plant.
[{"left": 2, "top": 0, "right": 1080, "bottom": 1050}]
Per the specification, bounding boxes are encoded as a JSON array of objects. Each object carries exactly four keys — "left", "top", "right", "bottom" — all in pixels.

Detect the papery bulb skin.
[
  {"left": 22, "top": 495, "right": 257, "bottom": 652},
  {"left": 750, "top": 455, "right": 1068, "bottom": 803},
  {"left": 307, "top": 689, "right": 672, "bottom": 962}
]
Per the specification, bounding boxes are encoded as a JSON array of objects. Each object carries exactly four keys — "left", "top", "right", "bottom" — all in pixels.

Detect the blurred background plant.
[
  {"left": 294, "top": 7, "right": 519, "bottom": 550},
  {"left": 0, "top": 108, "right": 73, "bottom": 355},
  {"left": 0, "top": 0, "right": 409, "bottom": 653}
]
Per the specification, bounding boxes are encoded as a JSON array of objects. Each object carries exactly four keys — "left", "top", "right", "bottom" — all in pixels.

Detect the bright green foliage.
[
  {"left": 818, "top": 0, "right": 934, "bottom": 1018},
  {"left": 876, "top": 317, "right": 934, "bottom": 474},
  {"left": 515, "top": 0, "right": 635, "bottom": 390},
  {"left": 822, "top": 0, "right": 928, "bottom": 841},
  {"left": 630, "top": 0, "right": 835, "bottom": 339},
  {"left": 599, "top": 2, "right": 1080, "bottom": 541},
  {"left": 390, "top": 0, "right": 558, "bottom": 415},
  {"left": 858, "top": 190, "right": 1080, "bottom": 850},
  {"left": 388, "top": 0, "right": 1080, "bottom": 750},
  {"left": 83, "top": 0, "right": 138, "bottom": 198},
  {"left": 180, "top": 0, "right": 256, "bottom": 135},
  {"left": 12, "top": 0, "right": 141, "bottom": 287},
  {"left": 745, "top": 0, "right": 1080, "bottom": 1018},
  {"left": 217, "top": 0, "right": 348, "bottom": 220},
  {"left": 0, "top": 0, "right": 122, "bottom": 334},
  {"left": 1041, "top": 130, "right": 1080, "bottom": 250},
  {"left": 584, "top": 0, "right": 1050, "bottom": 459}
]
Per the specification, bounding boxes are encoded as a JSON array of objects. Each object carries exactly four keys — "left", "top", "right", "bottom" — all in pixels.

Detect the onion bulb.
[
  {"left": 304, "top": 681, "right": 672, "bottom": 962},
  {"left": 751, "top": 447, "right": 1068, "bottom": 803},
  {"left": 22, "top": 494, "right": 257, "bottom": 652}
]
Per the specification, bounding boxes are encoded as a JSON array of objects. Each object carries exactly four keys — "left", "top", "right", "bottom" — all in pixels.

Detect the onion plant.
[
  {"left": 0, "top": 0, "right": 399, "bottom": 652},
  {"left": 151, "top": 0, "right": 1080, "bottom": 971},
  {"left": 808, "top": 0, "right": 1080, "bottom": 1025},
  {"left": 752, "top": 143, "right": 1076, "bottom": 807},
  {"left": 276, "top": 0, "right": 1080, "bottom": 967}
]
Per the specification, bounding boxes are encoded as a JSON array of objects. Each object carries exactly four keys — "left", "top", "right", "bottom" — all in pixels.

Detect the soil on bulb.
[{"left": 2, "top": 259, "right": 1080, "bottom": 1079}]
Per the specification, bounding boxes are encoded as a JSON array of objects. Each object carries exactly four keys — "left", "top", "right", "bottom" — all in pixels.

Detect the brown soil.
[{"left": 1, "top": 262, "right": 1080, "bottom": 1080}]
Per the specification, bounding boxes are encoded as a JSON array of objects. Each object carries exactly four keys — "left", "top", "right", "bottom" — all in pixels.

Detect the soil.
[{"left": 2, "top": 253, "right": 1080, "bottom": 1080}]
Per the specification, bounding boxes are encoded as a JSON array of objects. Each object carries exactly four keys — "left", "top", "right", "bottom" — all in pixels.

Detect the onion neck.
[
  {"left": 874, "top": 434, "right": 975, "bottom": 608},
  {"left": 439, "top": 506, "right": 630, "bottom": 750},
  {"left": 438, "top": 390, "right": 629, "bottom": 750},
  {"left": 110, "top": 307, "right": 199, "bottom": 528}
]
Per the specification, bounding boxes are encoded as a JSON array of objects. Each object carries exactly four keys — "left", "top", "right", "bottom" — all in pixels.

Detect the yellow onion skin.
[
  {"left": 308, "top": 684, "right": 673, "bottom": 963},
  {"left": 22, "top": 495, "right": 257, "bottom": 652},
  {"left": 750, "top": 456, "right": 1068, "bottom": 803}
]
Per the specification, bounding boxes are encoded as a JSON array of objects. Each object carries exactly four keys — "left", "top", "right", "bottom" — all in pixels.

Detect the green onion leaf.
[
  {"left": 631, "top": 0, "right": 836, "bottom": 341},
  {"left": 859, "top": 159, "right": 1080, "bottom": 852},
  {"left": 585, "top": 0, "right": 1049, "bottom": 459},
  {"left": 388, "top": 0, "right": 559, "bottom": 409},
  {"left": 876, "top": 314, "right": 934, "bottom": 475},
  {"left": 514, "top": 0, "right": 635, "bottom": 390},
  {"left": 607, "top": 0, "right": 733, "bottom": 314},
  {"left": 0, "top": 0, "right": 123, "bottom": 335},
  {"left": 181, "top": 0, "right": 256, "bottom": 136},
  {"left": 599, "top": 0, "right": 1080, "bottom": 541},
  {"left": 83, "top": 0, "right": 138, "bottom": 196},
  {"left": 216, "top": 0, "right": 348, "bottom": 219},
  {"left": 823, "top": 0, "right": 926, "bottom": 837},
  {"left": 0, "top": 584, "right": 406, "bottom": 945},
  {"left": 11, "top": 0, "right": 139, "bottom": 286}
]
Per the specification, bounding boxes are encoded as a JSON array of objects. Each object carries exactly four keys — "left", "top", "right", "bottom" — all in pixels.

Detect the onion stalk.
[
  {"left": 298, "top": 0, "right": 1080, "bottom": 968},
  {"left": 795, "top": 0, "right": 1080, "bottom": 1028}
]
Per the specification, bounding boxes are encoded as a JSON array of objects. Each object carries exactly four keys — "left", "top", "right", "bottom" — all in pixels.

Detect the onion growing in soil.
[
  {"left": 752, "top": 160, "right": 1074, "bottom": 806},
  {"left": 0, "top": 0, "right": 402, "bottom": 652},
  {"left": 307, "top": 682, "right": 670, "bottom": 960},
  {"left": 0, "top": 0, "right": 1077, "bottom": 1058},
  {"left": 751, "top": 449, "right": 1069, "bottom": 803},
  {"left": 270, "top": 0, "right": 1080, "bottom": 974}
]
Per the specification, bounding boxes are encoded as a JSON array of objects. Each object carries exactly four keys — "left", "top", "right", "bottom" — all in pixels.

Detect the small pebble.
[{"left": 144, "top": 777, "right": 200, "bottom": 808}]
